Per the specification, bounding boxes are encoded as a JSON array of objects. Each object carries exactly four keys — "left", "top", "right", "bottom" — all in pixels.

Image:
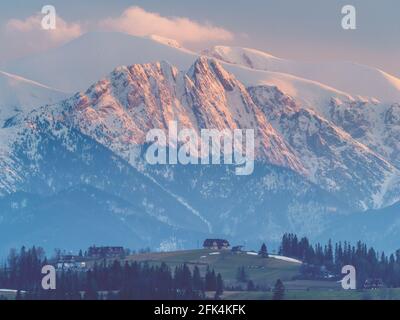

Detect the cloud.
[
  {"left": 0, "top": 14, "right": 82, "bottom": 63},
  {"left": 100, "top": 6, "right": 234, "bottom": 45},
  {"left": 0, "top": 6, "right": 233, "bottom": 64}
]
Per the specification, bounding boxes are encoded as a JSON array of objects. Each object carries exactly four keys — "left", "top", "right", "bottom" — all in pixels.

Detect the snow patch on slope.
[
  {"left": 0, "top": 70, "right": 67, "bottom": 123},
  {"left": 269, "top": 254, "right": 302, "bottom": 264},
  {"left": 5, "top": 32, "right": 197, "bottom": 93},
  {"left": 205, "top": 46, "right": 400, "bottom": 103}
]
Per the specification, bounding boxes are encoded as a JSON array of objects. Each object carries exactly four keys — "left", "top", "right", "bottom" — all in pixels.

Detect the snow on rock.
[
  {"left": 51, "top": 57, "right": 306, "bottom": 175},
  {"left": 3, "top": 37, "right": 400, "bottom": 248},
  {"left": 0, "top": 71, "right": 67, "bottom": 195},
  {"left": 0, "top": 70, "right": 67, "bottom": 124},
  {"left": 249, "top": 85, "right": 400, "bottom": 209},
  {"left": 204, "top": 46, "right": 400, "bottom": 103},
  {"left": 149, "top": 35, "right": 183, "bottom": 50},
  {"left": 2, "top": 57, "right": 400, "bottom": 210},
  {"left": 228, "top": 65, "right": 355, "bottom": 113}
]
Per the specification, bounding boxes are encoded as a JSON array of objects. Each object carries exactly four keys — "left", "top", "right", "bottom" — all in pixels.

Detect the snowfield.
[
  {"left": 0, "top": 70, "right": 67, "bottom": 124},
  {"left": 205, "top": 45, "right": 400, "bottom": 103},
  {"left": 209, "top": 252, "right": 221, "bottom": 255},
  {"left": 269, "top": 255, "right": 302, "bottom": 264},
  {"left": 246, "top": 252, "right": 259, "bottom": 256},
  {"left": 6, "top": 32, "right": 400, "bottom": 106}
]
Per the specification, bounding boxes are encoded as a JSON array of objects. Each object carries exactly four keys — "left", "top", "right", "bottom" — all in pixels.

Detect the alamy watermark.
[
  {"left": 342, "top": 5, "right": 357, "bottom": 30},
  {"left": 145, "top": 121, "right": 255, "bottom": 176},
  {"left": 41, "top": 265, "right": 56, "bottom": 290},
  {"left": 41, "top": 5, "right": 57, "bottom": 30},
  {"left": 341, "top": 265, "right": 356, "bottom": 290}
]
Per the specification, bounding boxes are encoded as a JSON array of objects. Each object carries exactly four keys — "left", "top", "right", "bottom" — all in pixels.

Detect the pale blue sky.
[{"left": 0, "top": 0, "right": 399, "bottom": 76}]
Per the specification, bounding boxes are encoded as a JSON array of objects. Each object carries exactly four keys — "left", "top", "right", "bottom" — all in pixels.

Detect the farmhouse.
[
  {"left": 203, "top": 239, "right": 230, "bottom": 250},
  {"left": 232, "top": 245, "right": 244, "bottom": 253},
  {"left": 56, "top": 255, "right": 86, "bottom": 271}
]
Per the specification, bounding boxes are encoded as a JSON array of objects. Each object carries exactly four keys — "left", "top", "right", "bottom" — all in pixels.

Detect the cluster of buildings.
[
  {"left": 202, "top": 239, "right": 231, "bottom": 250},
  {"left": 55, "top": 246, "right": 125, "bottom": 271},
  {"left": 202, "top": 239, "right": 245, "bottom": 254},
  {"left": 55, "top": 240, "right": 239, "bottom": 271}
]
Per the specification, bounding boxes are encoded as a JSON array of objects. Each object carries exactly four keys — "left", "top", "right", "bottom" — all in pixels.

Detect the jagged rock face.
[
  {"left": 47, "top": 58, "right": 305, "bottom": 174},
  {"left": 325, "top": 100, "right": 400, "bottom": 170},
  {"left": 249, "top": 85, "right": 400, "bottom": 209}
]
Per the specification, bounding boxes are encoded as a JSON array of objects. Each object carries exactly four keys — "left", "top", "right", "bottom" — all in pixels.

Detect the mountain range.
[{"left": 1, "top": 31, "right": 400, "bottom": 254}]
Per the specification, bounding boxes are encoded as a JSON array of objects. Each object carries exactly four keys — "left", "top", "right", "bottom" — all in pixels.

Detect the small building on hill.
[
  {"left": 56, "top": 255, "right": 86, "bottom": 271},
  {"left": 88, "top": 246, "right": 125, "bottom": 259},
  {"left": 232, "top": 246, "right": 244, "bottom": 253},
  {"left": 203, "top": 239, "right": 230, "bottom": 250}
]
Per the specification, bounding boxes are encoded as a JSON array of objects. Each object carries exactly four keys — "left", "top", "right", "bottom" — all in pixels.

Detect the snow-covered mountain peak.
[
  {"left": 188, "top": 56, "right": 238, "bottom": 92},
  {"left": 12, "top": 58, "right": 398, "bottom": 210},
  {"left": 203, "top": 46, "right": 283, "bottom": 67},
  {"left": 6, "top": 31, "right": 395, "bottom": 113},
  {"left": 0, "top": 70, "right": 67, "bottom": 125},
  {"left": 31, "top": 58, "right": 302, "bottom": 176},
  {"left": 4, "top": 32, "right": 197, "bottom": 93},
  {"left": 249, "top": 84, "right": 400, "bottom": 209},
  {"left": 3, "top": 48, "right": 400, "bottom": 250},
  {"left": 148, "top": 35, "right": 182, "bottom": 49},
  {"left": 205, "top": 45, "right": 400, "bottom": 103}
]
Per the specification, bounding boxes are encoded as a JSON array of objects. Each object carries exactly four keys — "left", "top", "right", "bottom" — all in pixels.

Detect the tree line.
[
  {"left": 279, "top": 233, "right": 400, "bottom": 287},
  {"left": 0, "top": 246, "right": 223, "bottom": 300}
]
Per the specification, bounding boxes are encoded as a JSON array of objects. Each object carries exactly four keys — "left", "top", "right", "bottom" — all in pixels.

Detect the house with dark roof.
[
  {"left": 231, "top": 245, "right": 244, "bottom": 253},
  {"left": 203, "top": 239, "right": 230, "bottom": 250}
]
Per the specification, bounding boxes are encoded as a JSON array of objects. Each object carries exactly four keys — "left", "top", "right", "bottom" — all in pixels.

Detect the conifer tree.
[
  {"left": 272, "top": 279, "right": 285, "bottom": 300},
  {"left": 259, "top": 243, "right": 269, "bottom": 258},
  {"left": 215, "top": 274, "right": 224, "bottom": 299}
]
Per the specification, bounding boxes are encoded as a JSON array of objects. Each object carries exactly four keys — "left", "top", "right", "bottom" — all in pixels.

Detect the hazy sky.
[{"left": 0, "top": 0, "right": 399, "bottom": 76}]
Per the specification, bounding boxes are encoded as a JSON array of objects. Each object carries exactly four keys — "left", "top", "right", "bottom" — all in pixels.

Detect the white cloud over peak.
[
  {"left": 6, "top": 14, "right": 82, "bottom": 42},
  {"left": 100, "top": 6, "right": 234, "bottom": 45},
  {"left": 0, "top": 14, "right": 82, "bottom": 64}
]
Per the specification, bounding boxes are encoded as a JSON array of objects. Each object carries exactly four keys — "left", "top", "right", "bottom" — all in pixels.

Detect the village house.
[
  {"left": 231, "top": 245, "right": 244, "bottom": 254},
  {"left": 56, "top": 255, "right": 86, "bottom": 271},
  {"left": 203, "top": 239, "right": 230, "bottom": 250}
]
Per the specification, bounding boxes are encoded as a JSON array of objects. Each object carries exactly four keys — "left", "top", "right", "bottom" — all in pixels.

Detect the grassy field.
[
  {"left": 0, "top": 290, "right": 19, "bottom": 300},
  {"left": 224, "top": 288, "right": 400, "bottom": 300},
  {"left": 122, "top": 249, "right": 301, "bottom": 288}
]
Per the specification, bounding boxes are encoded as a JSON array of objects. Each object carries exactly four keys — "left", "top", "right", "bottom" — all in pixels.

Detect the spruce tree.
[
  {"left": 236, "top": 266, "right": 248, "bottom": 283},
  {"left": 205, "top": 267, "right": 217, "bottom": 291},
  {"left": 272, "top": 279, "right": 285, "bottom": 300},
  {"left": 193, "top": 266, "right": 203, "bottom": 291},
  {"left": 259, "top": 243, "right": 269, "bottom": 258},
  {"left": 215, "top": 274, "right": 224, "bottom": 299}
]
